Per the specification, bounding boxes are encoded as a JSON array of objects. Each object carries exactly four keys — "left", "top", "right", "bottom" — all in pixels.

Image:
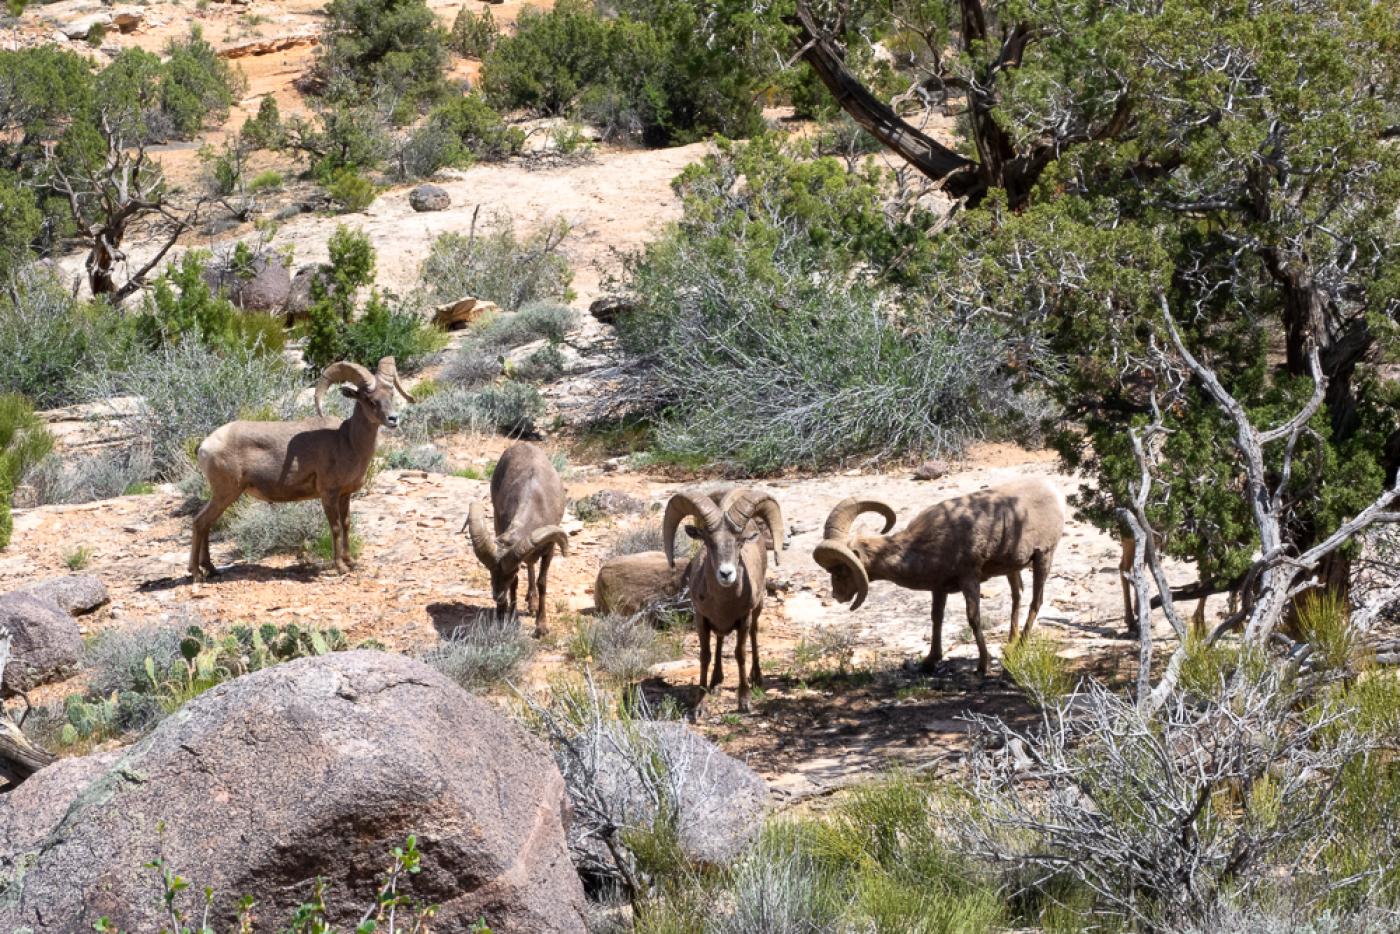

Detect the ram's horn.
[
  {"left": 812, "top": 540, "right": 871, "bottom": 610},
  {"left": 509, "top": 525, "right": 569, "bottom": 563},
  {"left": 376, "top": 356, "right": 416, "bottom": 403},
  {"left": 719, "top": 489, "right": 785, "bottom": 566},
  {"left": 662, "top": 491, "right": 724, "bottom": 568},
  {"left": 314, "top": 361, "right": 376, "bottom": 417},
  {"left": 464, "top": 500, "right": 498, "bottom": 568},
  {"left": 822, "top": 498, "right": 897, "bottom": 543}
]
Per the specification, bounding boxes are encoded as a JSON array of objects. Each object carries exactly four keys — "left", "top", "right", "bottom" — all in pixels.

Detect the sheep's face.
[
  {"left": 825, "top": 562, "right": 859, "bottom": 604},
  {"left": 341, "top": 384, "right": 404, "bottom": 429},
  {"left": 488, "top": 561, "right": 518, "bottom": 616},
  {"left": 686, "top": 520, "right": 760, "bottom": 591}
]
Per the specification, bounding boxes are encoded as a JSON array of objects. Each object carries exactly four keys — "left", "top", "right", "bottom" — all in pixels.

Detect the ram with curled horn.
[
  {"left": 463, "top": 442, "right": 569, "bottom": 636},
  {"left": 664, "top": 486, "right": 785, "bottom": 713},
  {"left": 188, "top": 356, "right": 416, "bottom": 581},
  {"left": 813, "top": 479, "right": 1065, "bottom": 678}
]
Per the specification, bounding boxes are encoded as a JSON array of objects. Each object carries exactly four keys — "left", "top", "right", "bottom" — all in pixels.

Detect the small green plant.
[
  {"left": 450, "top": 5, "right": 498, "bottom": 58},
  {"left": 85, "top": 21, "right": 106, "bottom": 46},
  {"left": 326, "top": 167, "right": 377, "bottom": 213},
  {"left": 1001, "top": 632, "right": 1071, "bottom": 707},
  {"left": 0, "top": 392, "right": 55, "bottom": 548},
  {"left": 249, "top": 169, "right": 284, "bottom": 191},
  {"left": 64, "top": 544, "right": 93, "bottom": 570},
  {"left": 123, "top": 480, "right": 156, "bottom": 495},
  {"left": 1297, "top": 589, "right": 1356, "bottom": 673}
]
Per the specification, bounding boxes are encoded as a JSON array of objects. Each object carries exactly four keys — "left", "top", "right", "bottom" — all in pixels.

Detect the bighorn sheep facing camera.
[
  {"left": 664, "top": 488, "right": 784, "bottom": 713},
  {"left": 189, "top": 357, "right": 416, "bottom": 581},
  {"left": 814, "top": 479, "right": 1064, "bottom": 676},
  {"left": 465, "top": 441, "right": 569, "bottom": 637}
]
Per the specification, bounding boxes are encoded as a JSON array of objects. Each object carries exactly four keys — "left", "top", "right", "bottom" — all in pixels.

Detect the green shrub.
[
  {"left": 135, "top": 251, "right": 285, "bottom": 357},
  {"left": 326, "top": 167, "right": 377, "bottom": 212},
  {"left": 301, "top": 226, "right": 442, "bottom": 372},
  {"left": 381, "top": 443, "right": 446, "bottom": 472},
  {"left": 289, "top": 101, "right": 392, "bottom": 177},
  {"left": 391, "top": 122, "right": 463, "bottom": 180},
  {"left": 567, "top": 613, "right": 665, "bottom": 682},
  {"left": 81, "top": 338, "right": 302, "bottom": 480},
  {"left": 399, "top": 380, "right": 544, "bottom": 442},
  {"left": 1001, "top": 633, "right": 1071, "bottom": 707},
  {"left": 427, "top": 93, "right": 524, "bottom": 162},
  {"left": 249, "top": 169, "right": 283, "bottom": 191},
  {"left": 227, "top": 499, "right": 327, "bottom": 561},
  {"left": 314, "top": 0, "right": 447, "bottom": 107},
  {"left": 421, "top": 616, "right": 534, "bottom": 690},
  {"left": 515, "top": 343, "right": 565, "bottom": 382},
  {"left": 481, "top": 0, "right": 768, "bottom": 145},
  {"left": 0, "top": 392, "right": 53, "bottom": 548},
  {"left": 0, "top": 266, "right": 135, "bottom": 407},
  {"left": 84, "top": 21, "right": 105, "bottom": 46},
  {"left": 158, "top": 27, "right": 241, "bottom": 138},
  {"left": 449, "top": 5, "right": 498, "bottom": 58},
  {"left": 474, "top": 301, "right": 577, "bottom": 348},
  {"left": 418, "top": 216, "right": 572, "bottom": 311},
  {"left": 19, "top": 446, "right": 154, "bottom": 506},
  {"left": 620, "top": 137, "right": 1043, "bottom": 472},
  {"left": 240, "top": 94, "right": 283, "bottom": 149}
]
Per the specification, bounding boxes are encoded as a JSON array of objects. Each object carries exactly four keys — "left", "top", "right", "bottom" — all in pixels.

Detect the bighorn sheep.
[
  {"left": 814, "top": 479, "right": 1064, "bottom": 676},
  {"left": 189, "top": 357, "right": 415, "bottom": 582},
  {"left": 465, "top": 442, "right": 569, "bottom": 637},
  {"left": 594, "top": 551, "right": 689, "bottom": 617},
  {"left": 663, "top": 488, "right": 784, "bottom": 712}
]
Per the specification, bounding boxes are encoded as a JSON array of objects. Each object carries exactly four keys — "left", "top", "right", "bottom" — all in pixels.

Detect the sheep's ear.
[
  {"left": 339, "top": 386, "right": 359, "bottom": 400},
  {"left": 684, "top": 525, "right": 703, "bottom": 540}
]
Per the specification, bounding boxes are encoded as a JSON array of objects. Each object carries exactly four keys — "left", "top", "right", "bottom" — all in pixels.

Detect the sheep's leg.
[
  {"left": 748, "top": 609, "right": 762, "bottom": 687},
  {"left": 189, "top": 490, "right": 239, "bottom": 582},
  {"left": 322, "top": 493, "right": 349, "bottom": 575},
  {"left": 532, "top": 549, "right": 553, "bottom": 638},
  {"left": 526, "top": 561, "right": 538, "bottom": 616},
  {"left": 962, "top": 577, "right": 990, "bottom": 677},
  {"left": 338, "top": 493, "right": 356, "bottom": 569},
  {"left": 709, "top": 631, "right": 726, "bottom": 691},
  {"left": 1008, "top": 570, "right": 1023, "bottom": 643},
  {"left": 698, "top": 617, "right": 712, "bottom": 693},
  {"left": 509, "top": 575, "right": 519, "bottom": 619},
  {"left": 920, "top": 590, "right": 947, "bottom": 672},
  {"left": 734, "top": 620, "right": 750, "bottom": 713},
  {"left": 1024, "top": 552, "right": 1050, "bottom": 640}
]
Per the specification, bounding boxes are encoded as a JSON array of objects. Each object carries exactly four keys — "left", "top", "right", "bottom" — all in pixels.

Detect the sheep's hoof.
[
  {"left": 737, "top": 701, "right": 751, "bottom": 714},
  {"left": 532, "top": 625, "right": 548, "bottom": 639}
]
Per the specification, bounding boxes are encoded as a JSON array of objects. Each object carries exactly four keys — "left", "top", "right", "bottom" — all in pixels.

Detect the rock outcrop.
[{"left": 0, "top": 651, "right": 587, "bottom": 933}]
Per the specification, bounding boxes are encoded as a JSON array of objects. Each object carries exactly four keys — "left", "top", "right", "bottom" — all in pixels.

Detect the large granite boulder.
[
  {"left": 0, "top": 595, "right": 82, "bottom": 695},
  {"left": 0, "top": 651, "right": 587, "bottom": 933},
  {"left": 203, "top": 253, "right": 292, "bottom": 312}
]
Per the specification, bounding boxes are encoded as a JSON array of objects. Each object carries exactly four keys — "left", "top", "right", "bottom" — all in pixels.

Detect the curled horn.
[
  {"left": 813, "top": 540, "right": 871, "bottom": 610},
  {"left": 509, "top": 525, "right": 569, "bottom": 563},
  {"left": 822, "top": 497, "right": 897, "bottom": 543},
  {"left": 662, "top": 491, "right": 724, "bottom": 568},
  {"left": 314, "top": 361, "right": 376, "bottom": 417},
  {"left": 376, "top": 356, "right": 416, "bottom": 403},
  {"left": 463, "top": 500, "right": 498, "bottom": 569},
  {"left": 719, "top": 489, "right": 785, "bottom": 566}
]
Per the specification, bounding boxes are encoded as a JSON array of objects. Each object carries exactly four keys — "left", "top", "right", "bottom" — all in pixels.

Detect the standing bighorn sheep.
[
  {"left": 465, "top": 442, "right": 569, "bottom": 636},
  {"left": 814, "top": 479, "right": 1064, "bottom": 676},
  {"left": 189, "top": 357, "right": 415, "bottom": 582},
  {"left": 664, "top": 488, "right": 784, "bottom": 712}
]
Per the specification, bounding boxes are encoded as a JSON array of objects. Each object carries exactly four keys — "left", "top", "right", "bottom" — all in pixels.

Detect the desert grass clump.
[
  {"left": 380, "top": 443, "right": 447, "bottom": 473},
  {"left": 568, "top": 613, "right": 665, "bottom": 683},
  {"left": 473, "top": 301, "right": 577, "bottom": 349},
  {"left": 227, "top": 500, "right": 328, "bottom": 561},
  {"left": 20, "top": 446, "right": 155, "bottom": 506},
  {"left": 421, "top": 616, "right": 535, "bottom": 691},
  {"left": 418, "top": 216, "right": 572, "bottom": 312},
  {"left": 1001, "top": 632, "right": 1071, "bottom": 707}
]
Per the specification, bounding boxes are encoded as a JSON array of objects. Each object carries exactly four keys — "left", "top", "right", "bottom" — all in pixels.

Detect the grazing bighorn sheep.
[
  {"left": 664, "top": 488, "right": 784, "bottom": 713},
  {"left": 465, "top": 441, "right": 569, "bottom": 636},
  {"left": 814, "top": 479, "right": 1064, "bottom": 677},
  {"left": 594, "top": 551, "right": 689, "bottom": 617},
  {"left": 189, "top": 357, "right": 415, "bottom": 582}
]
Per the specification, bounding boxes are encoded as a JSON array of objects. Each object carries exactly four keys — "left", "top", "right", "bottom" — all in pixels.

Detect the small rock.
[
  {"left": 913, "top": 459, "right": 950, "bottom": 481},
  {"left": 0, "top": 594, "right": 82, "bottom": 695},
  {"left": 408, "top": 184, "right": 450, "bottom": 212},
  {"left": 588, "top": 295, "right": 635, "bottom": 326},
  {"left": 15, "top": 575, "right": 109, "bottom": 616},
  {"left": 575, "top": 489, "right": 646, "bottom": 518},
  {"left": 434, "top": 296, "right": 499, "bottom": 330}
]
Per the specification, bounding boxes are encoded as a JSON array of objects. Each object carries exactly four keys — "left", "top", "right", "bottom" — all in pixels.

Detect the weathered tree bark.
[{"left": 789, "top": 2, "right": 982, "bottom": 199}]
